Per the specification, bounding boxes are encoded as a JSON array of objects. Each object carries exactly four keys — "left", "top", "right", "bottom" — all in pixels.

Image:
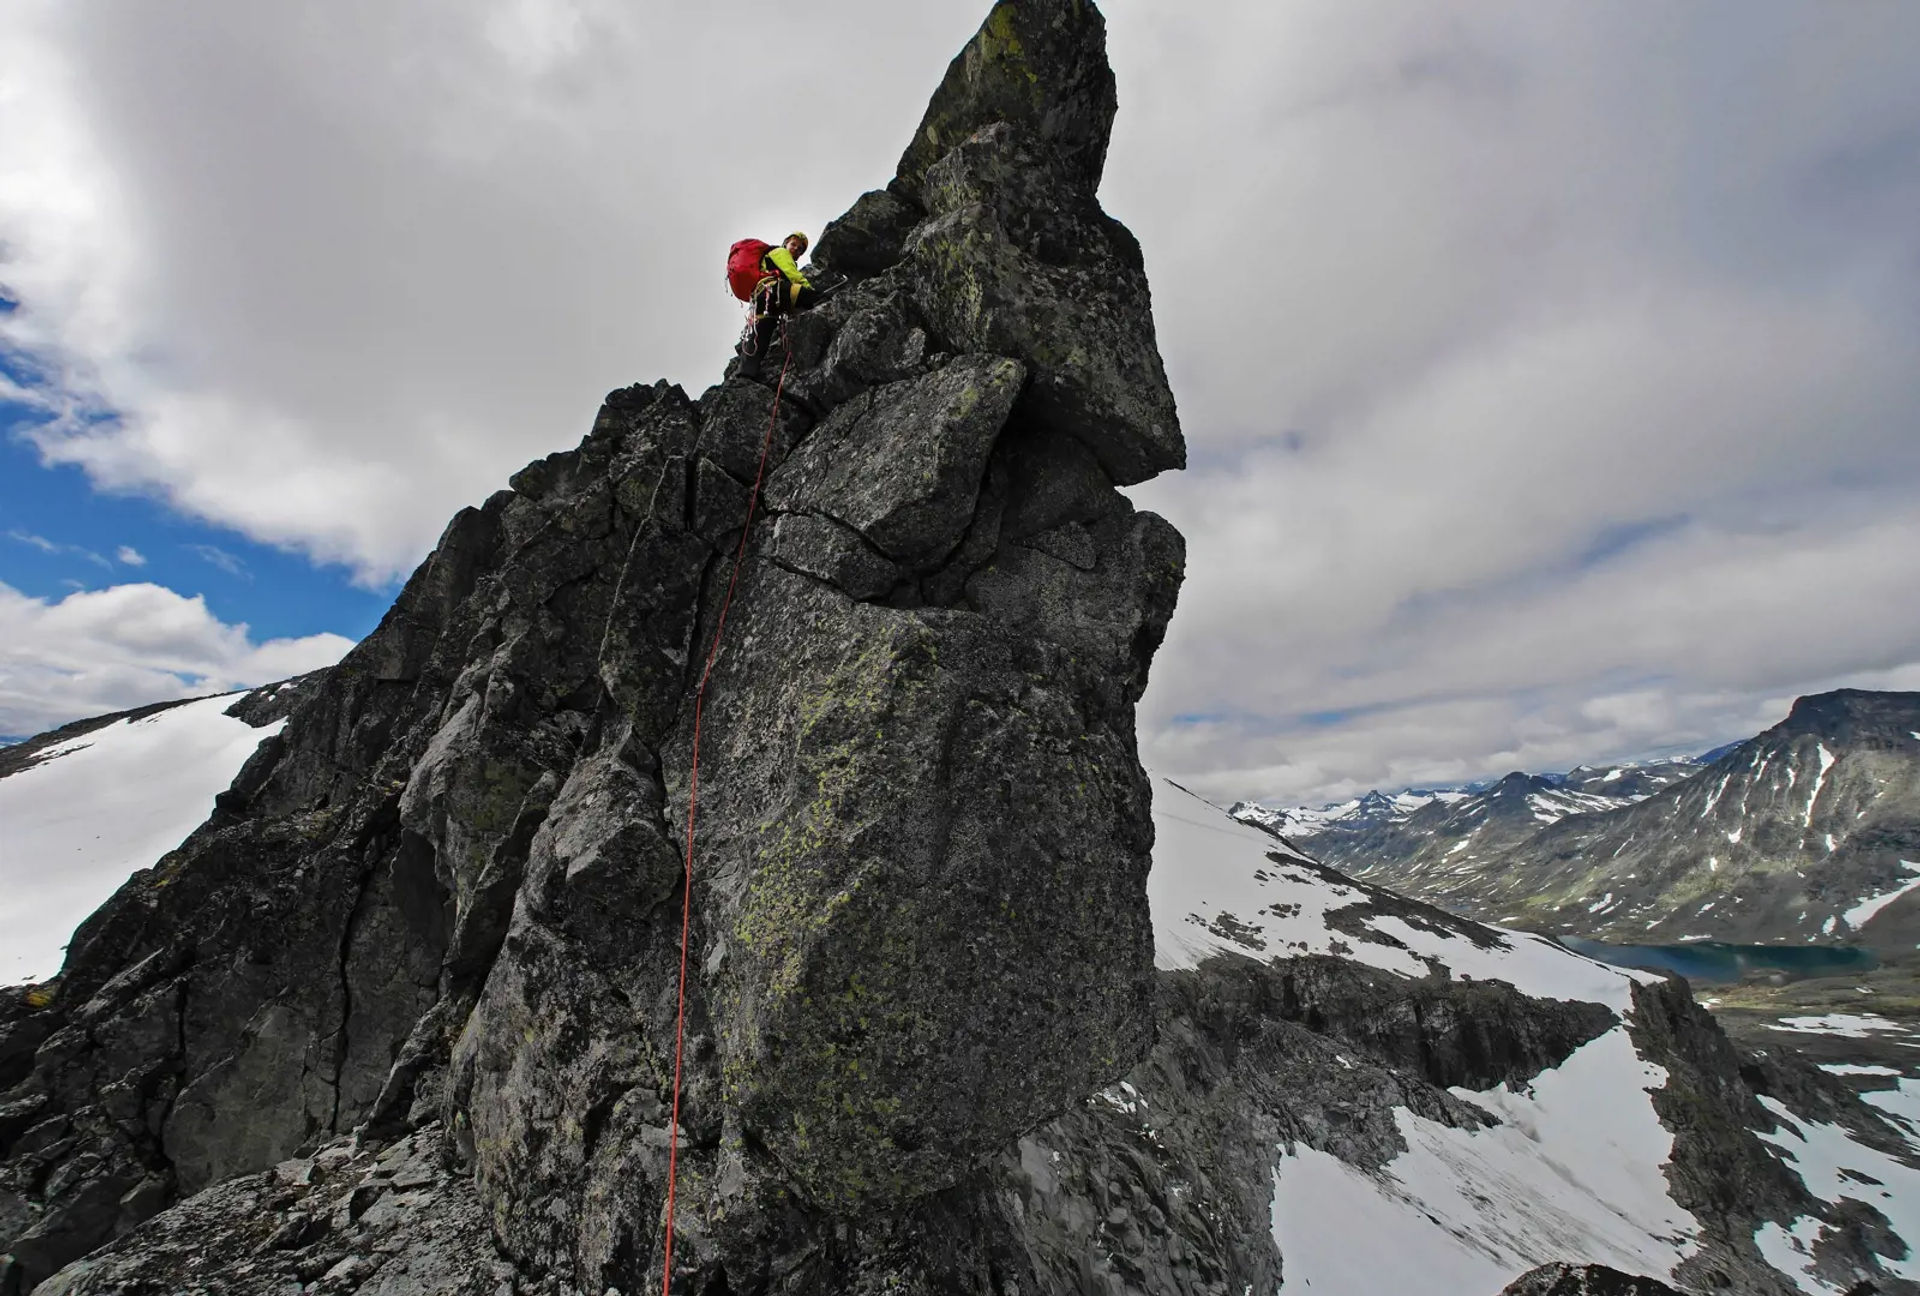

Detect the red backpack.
[{"left": 726, "top": 238, "right": 774, "bottom": 301}]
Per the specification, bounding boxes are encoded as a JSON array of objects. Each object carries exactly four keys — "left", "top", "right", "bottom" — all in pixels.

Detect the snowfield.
[
  {"left": 0, "top": 695, "right": 280, "bottom": 984},
  {"left": 1271, "top": 1029, "right": 1698, "bottom": 1293}
]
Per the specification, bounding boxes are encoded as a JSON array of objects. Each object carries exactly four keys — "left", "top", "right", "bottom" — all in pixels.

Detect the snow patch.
[
  {"left": 1843, "top": 862, "right": 1920, "bottom": 932},
  {"left": 1862, "top": 1078, "right": 1920, "bottom": 1136},
  {"left": 0, "top": 695, "right": 282, "bottom": 984},
  {"left": 1701, "top": 773, "right": 1732, "bottom": 817},
  {"left": 1775, "top": 1014, "right": 1910, "bottom": 1039},
  {"left": 1271, "top": 1144, "right": 1511, "bottom": 1294},
  {"left": 1805, "top": 744, "right": 1835, "bottom": 829},
  {"left": 1755, "top": 1216, "right": 1838, "bottom": 1294}
]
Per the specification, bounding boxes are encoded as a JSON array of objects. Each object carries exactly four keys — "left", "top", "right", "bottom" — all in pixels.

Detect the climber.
[{"left": 733, "top": 232, "right": 821, "bottom": 378}]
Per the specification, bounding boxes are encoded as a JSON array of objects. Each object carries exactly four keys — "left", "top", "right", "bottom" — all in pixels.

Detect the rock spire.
[{"left": 0, "top": 2, "right": 1185, "bottom": 1291}]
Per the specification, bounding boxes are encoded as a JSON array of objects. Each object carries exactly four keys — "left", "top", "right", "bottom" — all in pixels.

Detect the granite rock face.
[
  {"left": 820, "top": 0, "right": 1182, "bottom": 490},
  {"left": 1, "top": 2, "right": 1185, "bottom": 1291}
]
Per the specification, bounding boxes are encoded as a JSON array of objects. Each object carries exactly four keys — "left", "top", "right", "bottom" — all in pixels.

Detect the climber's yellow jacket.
[{"left": 763, "top": 245, "right": 812, "bottom": 293}]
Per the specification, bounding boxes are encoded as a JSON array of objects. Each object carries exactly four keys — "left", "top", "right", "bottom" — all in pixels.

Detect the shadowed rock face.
[
  {"left": 1498, "top": 1263, "right": 1685, "bottom": 1295},
  {"left": 0, "top": 2, "right": 1185, "bottom": 1291}
]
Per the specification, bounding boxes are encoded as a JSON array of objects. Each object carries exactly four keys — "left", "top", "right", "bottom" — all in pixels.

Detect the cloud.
[
  {"left": 7, "top": 531, "right": 58, "bottom": 554},
  {"left": 1105, "top": 1, "right": 1920, "bottom": 802},
  {"left": 114, "top": 544, "right": 144, "bottom": 566},
  {"left": 0, "top": 370, "right": 55, "bottom": 411},
  {"left": 184, "top": 543, "right": 247, "bottom": 578},
  {"left": 3, "top": 1, "right": 1918, "bottom": 800},
  {"left": 7, "top": 528, "right": 110, "bottom": 568},
  {"left": 1139, "top": 497, "right": 1920, "bottom": 804},
  {"left": 0, "top": 580, "right": 353, "bottom": 737}
]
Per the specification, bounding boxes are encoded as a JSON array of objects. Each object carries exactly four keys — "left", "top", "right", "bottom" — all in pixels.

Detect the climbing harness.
[
  {"left": 660, "top": 319, "right": 793, "bottom": 1296},
  {"left": 736, "top": 277, "right": 782, "bottom": 357}
]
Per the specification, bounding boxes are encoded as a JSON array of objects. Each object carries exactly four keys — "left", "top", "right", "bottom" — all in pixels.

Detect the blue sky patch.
[{"left": 0, "top": 405, "right": 390, "bottom": 646}]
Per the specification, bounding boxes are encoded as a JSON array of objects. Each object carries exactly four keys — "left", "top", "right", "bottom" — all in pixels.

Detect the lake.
[{"left": 1557, "top": 937, "right": 1879, "bottom": 984}]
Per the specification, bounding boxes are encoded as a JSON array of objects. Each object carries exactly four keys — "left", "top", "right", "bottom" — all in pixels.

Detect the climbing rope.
[{"left": 660, "top": 321, "right": 792, "bottom": 1296}]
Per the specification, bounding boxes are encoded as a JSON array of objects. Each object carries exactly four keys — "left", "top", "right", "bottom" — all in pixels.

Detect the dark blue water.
[{"left": 1559, "top": 937, "right": 1878, "bottom": 984}]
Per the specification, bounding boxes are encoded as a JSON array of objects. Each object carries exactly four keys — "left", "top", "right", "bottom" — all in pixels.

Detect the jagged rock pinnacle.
[
  {"left": 894, "top": 0, "right": 1119, "bottom": 200},
  {"left": 819, "top": 0, "right": 1181, "bottom": 488},
  {"left": 1, "top": 2, "right": 1187, "bottom": 1292}
]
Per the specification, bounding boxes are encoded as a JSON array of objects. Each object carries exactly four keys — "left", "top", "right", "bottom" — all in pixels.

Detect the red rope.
[{"left": 660, "top": 327, "right": 792, "bottom": 1296}]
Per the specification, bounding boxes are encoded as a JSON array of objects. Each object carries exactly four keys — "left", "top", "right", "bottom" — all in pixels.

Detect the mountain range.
[
  {"left": 1231, "top": 757, "right": 1704, "bottom": 845},
  {"left": 1235, "top": 691, "right": 1920, "bottom": 949}
]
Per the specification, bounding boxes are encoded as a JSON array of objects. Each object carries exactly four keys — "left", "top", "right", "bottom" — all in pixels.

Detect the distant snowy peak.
[
  {"left": 1229, "top": 787, "right": 1463, "bottom": 840},
  {"left": 1556, "top": 756, "right": 1702, "bottom": 799},
  {"left": 1327, "top": 690, "right": 1920, "bottom": 948},
  {"left": 1231, "top": 757, "right": 1698, "bottom": 850},
  {"left": 1234, "top": 757, "right": 1702, "bottom": 845}
]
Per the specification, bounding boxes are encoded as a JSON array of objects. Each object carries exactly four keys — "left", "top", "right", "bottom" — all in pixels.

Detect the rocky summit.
[{"left": 0, "top": 3, "right": 1185, "bottom": 1292}]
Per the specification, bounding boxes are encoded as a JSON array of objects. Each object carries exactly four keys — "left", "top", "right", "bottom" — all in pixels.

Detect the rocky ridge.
[
  {"left": 8, "top": 692, "right": 1920, "bottom": 1292},
  {"left": 0, "top": 2, "right": 1185, "bottom": 1290},
  {"left": 1498, "top": 1266, "right": 1685, "bottom": 1296},
  {"left": 0, "top": 950, "right": 1626, "bottom": 1296}
]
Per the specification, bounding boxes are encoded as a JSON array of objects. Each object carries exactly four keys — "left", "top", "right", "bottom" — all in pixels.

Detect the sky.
[{"left": 3, "top": 1, "right": 1918, "bottom": 805}]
